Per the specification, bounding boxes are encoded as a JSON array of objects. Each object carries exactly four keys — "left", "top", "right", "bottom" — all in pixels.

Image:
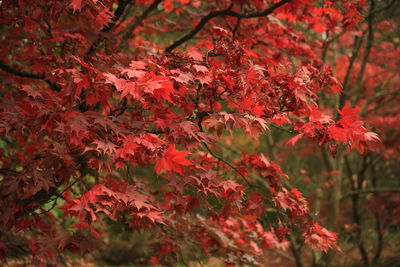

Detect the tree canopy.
[{"left": 0, "top": 0, "right": 399, "bottom": 266}]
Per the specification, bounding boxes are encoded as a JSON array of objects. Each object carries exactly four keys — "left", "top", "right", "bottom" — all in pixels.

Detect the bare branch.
[
  {"left": 339, "top": 34, "right": 364, "bottom": 109},
  {"left": 352, "top": 0, "right": 376, "bottom": 104},
  {"left": 165, "top": 0, "right": 291, "bottom": 53},
  {"left": 341, "top": 187, "right": 400, "bottom": 200},
  {"left": 202, "top": 142, "right": 255, "bottom": 188}
]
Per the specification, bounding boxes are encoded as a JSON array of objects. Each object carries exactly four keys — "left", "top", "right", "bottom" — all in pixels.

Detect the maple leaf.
[
  {"left": 329, "top": 105, "right": 380, "bottom": 145},
  {"left": 32, "top": 169, "right": 55, "bottom": 193},
  {"left": 309, "top": 108, "right": 333, "bottom": 124},
  {"left": 70, "top": 0, "right": 84, "bottom": 12},
  {"left": 62, "top": 197, "right": 97, "bottom": 222},
  {"left": 193, "top": 65, "right": 208, "bottom": 74},
  {"left": 272, "top": 113, "right": 290, "bottom": 126},
  {"left": 338, "top": 105, "right": 361, "bottom": 122},
  {"left": 243, "top": 114, "right": 269, "bottom": 138},
  {"left": 304, "top": 224, "right": 340, "bottom": 252},
  {"left": 163, "top": 0, "right": 174, "bottom": 12},
  {"left": 129, "top": 60, "right": 147, "bottom": 70},
  {"left": 85, "top": 140, "right": 117, "bottom": 155},
  {"left": 203, "top": 115, "right": 225, "bottom": 136},
  {"left": 104, "top": 73, "right": 138, "bottom": 99},
  {"left": 328, "top": 125, "right": 348, "bottom": 142},
  {"left": 141, "top": 75, "right": 175, "bottom": 103},
  {"left": 154, "top": 145, "right": 192, "bottom": 175},
  {"left": 95, "top": 7, "right": 114, "bottom": 29},
  {"left": 132, "top": 199, "right": 155, "bottom": 211},
  {"left": 123, "top": 60, "right": 147, "bottom": 79},
  {"left": 0, "top": 0, "right": 393, "bottom": 263},
  {"left": 363, "top": 131, "right": 380, "bottom": 142},
  {"left": 125, "top": 69, "right": 146, "bottom": 79},
  {"left": 135, "top": 133, "right": 167, "bottom": 150},
  {"left": 1, "top": 174, "right": 23, "bottom": 196},
  {"left": 287, "top": 133, "right": 304, "bottom": 146},
  {"left": 20, "top": 85, "right": 42, "bottom": 99},
  {"left": 263, "top": 230, "right": 290, "bottom": 250},
  {"left": 92, "top": 115, "right": 128, "bottom": 135},
  {"left": 219, "top": 180, "right": 243, "bottom": 195},
  {"left": 134, "top": 210, "right": 165, "bottom": 224},
  {"left": 73, "top": 75, "right": 90, "bottom": 96},
  {"left": 313, "top": 22, "right": 327, "bottom": 34},
  {"left": 171, "top": 71, "right": 194, "bottom": 84},
  {"left": 210, "top": 26, "right": 229, "bottom": 36},
  {"left": 117, "top": 140, "right": 138, "bottom": 159},
  {"left": 274, "top": 191, "right": 292, "bottom": 211}
]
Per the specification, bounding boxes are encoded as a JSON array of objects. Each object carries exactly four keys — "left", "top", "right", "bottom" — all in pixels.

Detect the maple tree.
[{"left": 0, "top": 0, "right": 399, "bottom": 266}]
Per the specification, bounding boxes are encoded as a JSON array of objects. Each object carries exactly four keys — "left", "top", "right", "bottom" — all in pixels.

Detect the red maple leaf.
[
  {"left": 155, "top": 145, "right": 192, "bottom": 175},
  {"left": 70, "top": 0, "right": 84, "bottom": 12}
]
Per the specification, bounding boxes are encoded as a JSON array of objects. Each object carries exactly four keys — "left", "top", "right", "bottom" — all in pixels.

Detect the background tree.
[{"left": 0, "top": 0, "right": 398, "bottom": 266}]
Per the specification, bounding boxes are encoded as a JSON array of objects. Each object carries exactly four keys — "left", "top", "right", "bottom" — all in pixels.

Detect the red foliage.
[{"left": 0, "top": 0, "right": 392, "bottom": 265}]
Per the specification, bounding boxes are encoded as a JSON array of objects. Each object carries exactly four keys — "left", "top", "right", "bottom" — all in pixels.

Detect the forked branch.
[
  {"left": 121, "top": 0, "right": 162, "bottom": 44},
  {"left": 165, "top": 0, "right": 291, "bottom": 52}
]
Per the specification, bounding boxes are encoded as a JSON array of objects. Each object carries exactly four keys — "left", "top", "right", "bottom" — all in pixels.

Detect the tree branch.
[
  {"left": 370, "top": 163, "right": 383, "bottom": 265},
  {"left": 288, "top": 234, "right": 305, "bottom": 267},
  {"left": 165, "top": 0, "right": 291, "bottom": 53},
  {"left": 366, "top": 0, "right": 396, "bottom": 19},
  {"left": 352, "top": 0, "right": 375, "bottom": 104},
  {"left": 341, "top": 187, "right": 400, "bottom": 200},
  {"left": 86, "top": 0, "right": 133, "bottom": 58},
  {"left": 103, "top": 0, "right": 133, "bottom": 33},
  {"left": 202, "top": 142, "right": 254, "bottom": 188},
  {"left": 339, "top": 34, "right": 364, "bottom": 109},
  {"left": 121, "top": 0, "right": 162, "bottom": 44},
  {"left": 0, "top": 60, "right": 61, "bottom": 92},
  {"left": 0, "top": 60, "right": 43, "bottom": 79}
]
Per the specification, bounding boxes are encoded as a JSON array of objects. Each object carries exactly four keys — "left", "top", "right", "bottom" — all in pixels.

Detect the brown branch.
[
  {"left": 78, "top": 1, "right": 133, "bottom": 111},
  {"left": 341, "top": 187, "right": 400, "bottom": 200},
  {"left": 165, "top": 0, "right": 291, "bottom": 53},
  {"left": 269, "top": 123, "right": 294, "bottom": 134},
  {"left": 288, "top": 234, "right": 305, "bottom": 267},
  {"left": 339, "top": 34, "right": 364, "bottom": 109},
  {"left": 111, "top": 97, "right": 128, "bottom": 117},
  {"left": 202, "top": 142, "right": 254, "bottom": 188},
  {"left": 361, "top": 89, "right": 399, "bottom": 116},
  {"left": 344, "top": 155, "right": 356, "bottom": 190},
  {"left": 352, "top": 0, "right": 375, "bottom": 104},
  {"left": 121, "top": 0, "right": 162, "bottom": 44},
  {"left": 86, "top": 0, "right": 133, "bottom": 58},
  {"left": 231, "top": 17, "right": 241, "bottom": 40},
  {"left": 0, "top": 60, "right": 43, "bottom": 79},
  {"left": 0, "top": 60, "right": 61, "bottom": 91},
  {"left": 370, "top": 163, "right": 383, "bottom": 265},
  {"left": 351, "top": 155, "right": 370, "bottom": 267},
  {"left": 272, "top": 249, "right": 295, "bottom": 262},
  {"left": 320, "top": 146, "right": 333, "bottom": 174},
  {"left": 366, "top": 0, "right": 397, "bottom": 19},
  {"left": 103, "top": 0, "right": 133, "bottom": 33}
]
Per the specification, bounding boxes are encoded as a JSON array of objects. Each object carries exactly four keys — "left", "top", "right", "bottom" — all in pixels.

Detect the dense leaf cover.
[{"left": 0, "top": 0, "right": 398, "bottom": 265}]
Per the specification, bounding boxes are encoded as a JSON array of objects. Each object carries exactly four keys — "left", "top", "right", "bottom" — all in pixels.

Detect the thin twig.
[
  {"left": 341, "top": 187, "right": 400, "bottom": 200},
  {"left": 202, "top": 142, "right": 254, "bottom": 188},
  {"left": 165, "top": 0, "right": 291, "bottom": 52}
]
